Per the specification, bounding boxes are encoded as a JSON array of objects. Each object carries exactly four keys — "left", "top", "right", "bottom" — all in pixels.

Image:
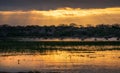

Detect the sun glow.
[
  {"left": 1, "top": 7, "right": 119, "bottom": 17},
  {"left": 34, "top": 7, "right": 120, "bottom": 17},
  {"left": 0, "top": 7, "right": 120, "bottom": 26}
]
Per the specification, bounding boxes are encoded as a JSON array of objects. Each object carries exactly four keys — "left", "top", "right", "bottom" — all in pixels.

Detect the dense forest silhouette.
[{"left": 0, "top": 23, "right": 120, "bottom": 40}]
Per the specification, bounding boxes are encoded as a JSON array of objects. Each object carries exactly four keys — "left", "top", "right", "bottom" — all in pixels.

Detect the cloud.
[
  {"left": 0, "top": 0, "right": 120, "bottom": 11},
  {"left": 0, "top": 7, "right": 120, "bottom": 26}
]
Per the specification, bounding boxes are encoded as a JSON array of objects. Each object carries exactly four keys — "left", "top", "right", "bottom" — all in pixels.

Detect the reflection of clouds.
[{"left": 0, "top": 7, "right": 120, "bottom": 26}]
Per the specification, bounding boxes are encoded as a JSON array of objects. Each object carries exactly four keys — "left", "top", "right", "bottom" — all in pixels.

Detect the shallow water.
[
  {"left": 18, "top": 37, "right": 119, "bottom": 41},
  {"left": 0, "top": 45, "right": 120, "bottom": 73}
]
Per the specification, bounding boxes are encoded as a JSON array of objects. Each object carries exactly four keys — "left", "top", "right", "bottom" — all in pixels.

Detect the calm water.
[
  {"left": 18, "top": 37, "right": 119, "bottom": 41},
  {"left": 0, "top": 45, "right": 120, "bottom": 73}
]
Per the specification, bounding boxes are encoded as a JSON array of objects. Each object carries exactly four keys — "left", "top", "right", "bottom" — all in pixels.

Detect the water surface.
[{"left": 0, "top": 45, "right": 120, "bottom": 73}]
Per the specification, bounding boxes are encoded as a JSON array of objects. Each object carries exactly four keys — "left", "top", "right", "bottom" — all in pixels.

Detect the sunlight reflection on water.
[
  {"left": 18, "top": 37, "right": 119, "bottom": 41},
  {"left": 0, "top": 45, "right": 120, "bottom": 73}
]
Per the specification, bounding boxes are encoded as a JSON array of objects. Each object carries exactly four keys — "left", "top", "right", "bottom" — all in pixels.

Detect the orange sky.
[{"left": 0, "top": 7, "right": 120, "bottom": 26}]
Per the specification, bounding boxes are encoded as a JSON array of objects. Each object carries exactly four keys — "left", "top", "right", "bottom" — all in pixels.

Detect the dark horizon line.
[{"left": 0, "top": 23, "right": 120, "bottom": 27}]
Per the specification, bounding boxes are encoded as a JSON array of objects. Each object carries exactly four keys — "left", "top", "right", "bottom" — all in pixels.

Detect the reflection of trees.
[{"left": 0, "top": 23, "right": 120, "bottom": 39}]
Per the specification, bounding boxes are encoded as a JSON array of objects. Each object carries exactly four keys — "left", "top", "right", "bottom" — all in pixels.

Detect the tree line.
[{"left": 0, "top": 23, "right": 120, "bottom": 39}]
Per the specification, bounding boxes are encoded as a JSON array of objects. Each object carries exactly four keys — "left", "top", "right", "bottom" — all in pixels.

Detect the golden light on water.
[
  {"left": 0, "top": 7, "right": 120, "bottom": 26},
  {"left": 0, "top": 50, "right": 120, "bottom": 71}
]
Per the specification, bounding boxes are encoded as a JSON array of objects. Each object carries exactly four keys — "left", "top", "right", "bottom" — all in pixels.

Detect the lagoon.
[{"left": 0, "top": 41, "right": 120, "bottom": 73}]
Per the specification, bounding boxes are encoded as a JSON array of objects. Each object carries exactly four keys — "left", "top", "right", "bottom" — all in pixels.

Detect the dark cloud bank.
[{"left": 0, "top": 0, "right": 120, "bottom": 11}]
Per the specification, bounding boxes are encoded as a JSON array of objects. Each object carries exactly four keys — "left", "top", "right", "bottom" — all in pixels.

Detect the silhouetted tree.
[{"left": 0, "top": 23, "right": 119, "bottom": 39}]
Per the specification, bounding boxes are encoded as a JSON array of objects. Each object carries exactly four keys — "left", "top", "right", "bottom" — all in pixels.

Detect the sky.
[{"left": 0, "top": 0, "right": 120, "bottom": 26}]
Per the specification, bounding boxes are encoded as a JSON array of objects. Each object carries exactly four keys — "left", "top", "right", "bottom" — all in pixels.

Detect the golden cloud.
[{"left": 0, "top": 7, "right": 120, "bottom": 26}]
